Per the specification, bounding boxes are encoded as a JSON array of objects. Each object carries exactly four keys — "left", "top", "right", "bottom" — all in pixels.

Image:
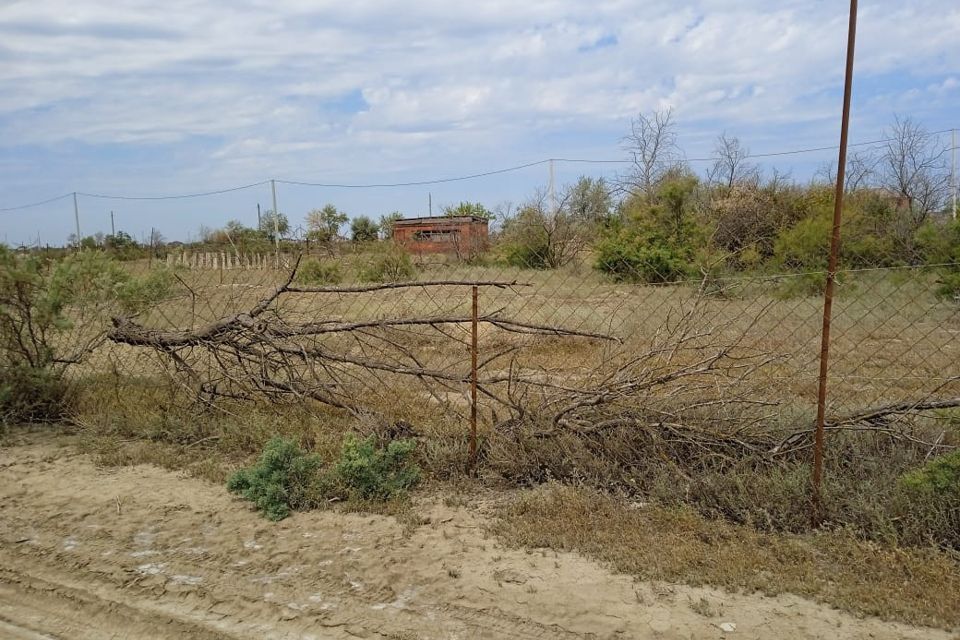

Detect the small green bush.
[
  {"left": 350, "top": 216, "right": 380, "bottom": 243},
  {"left": 0, "top": 365, "right": 70, "bottom": 424},
  {"left": 296, "top": 258, "right": 342, "bottom": 285},
  {"left": 594, "top": 233, "right": 692, "bottom": 283},
  {"left": 914, "top": 219, "right": 960, "bottom": 266},
  {"left": 900, "top": 450, "right": 960, "bottom": 495},
  {"left": 117, "top": 267, "right": 176, "bottom": 313},
  {"left": 358, "top": 249, "right": 416, "bottom": 282},
  {"left": 895, "top": 450, "right": 960, "bottom": 549},
  {"left": 332, "top": 435, "right": 420, "bottom": 501},
  {"left": 774, "top": 272, "right": 829, "bottom": 299},
  {"left": 227, "top": 434, "right": 420, "bottom": 520},
  {"left": 227, "top": 436, "right": 323, "bottom": 521},
  {"left": 773, "top": 215, "right": 831, "bottom": 272},
  {"left": 935, "top": 271, "right": 960, "bottom": 301},
  {"left": 504, "top": 238, "right": 552, "bottom": 270}
]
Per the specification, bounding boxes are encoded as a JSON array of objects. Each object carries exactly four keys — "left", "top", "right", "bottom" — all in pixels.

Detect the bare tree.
[
  {"left": 815, "top": 149, "right": 879, "bottom": 193},
  {"left": 879, "top": 116, "right": 951, "bottom": 225},
  {"left": 620, "top": 108, "right": 682, "bottom": 200},
  {"left": 708, "top": 133, "right": 759, "bottom": 188}
]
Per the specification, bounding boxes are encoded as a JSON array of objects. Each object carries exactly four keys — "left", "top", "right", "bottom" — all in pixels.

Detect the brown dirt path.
[{"left": 0, "top": 430, "right": 951, "bottom": 640}]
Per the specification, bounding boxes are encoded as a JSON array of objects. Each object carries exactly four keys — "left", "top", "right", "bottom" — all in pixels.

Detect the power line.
[
  {"left": 277, "top": 159, "right": 551, "bottom": 188},
  {"left": 0, "top": 192, "right": 73, "bottom": 212},
  {"left": 1, "top": 128, "right": 955, "bottom": 210},
  {"left": 77, "top": 180, "right": 271, "bottom": 201}
]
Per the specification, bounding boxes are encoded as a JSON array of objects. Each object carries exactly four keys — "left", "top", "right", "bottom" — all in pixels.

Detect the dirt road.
[{"left": 0, "top": 430, "right": 950, "bottom": 639}]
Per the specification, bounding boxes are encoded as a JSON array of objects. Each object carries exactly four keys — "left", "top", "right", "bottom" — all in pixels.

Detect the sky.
[{"left": 0, "top": 0, "right": 958, "bottom": 246}]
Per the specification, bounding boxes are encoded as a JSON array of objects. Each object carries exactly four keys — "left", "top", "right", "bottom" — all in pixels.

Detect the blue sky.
[{"left": 0, "top": 0, "right": 958, "bottom": 245}]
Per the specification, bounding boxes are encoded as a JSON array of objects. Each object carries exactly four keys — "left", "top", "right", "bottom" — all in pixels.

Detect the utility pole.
[
  {"left": 271, "top": 180, "right": 280, "bottom": 268},
  {"left": 548, "top": 159, "right": 556, "bottom": 215},
  {"left": 428, "top": 193, "right": 432, "bottom": 216},
  {"left": 257, "top": 203, "right": 262, "bottom": 230},
  {"left": 72, "top": 192, "right": 81, "bottom": 250},
  {"left": 110, "top": 210, "right": 115, "bottom": 236}
]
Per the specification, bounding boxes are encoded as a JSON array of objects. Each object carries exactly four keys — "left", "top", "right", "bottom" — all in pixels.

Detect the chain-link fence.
[{"left": 50, "top": 239, "right": 955, "bottom": 454}]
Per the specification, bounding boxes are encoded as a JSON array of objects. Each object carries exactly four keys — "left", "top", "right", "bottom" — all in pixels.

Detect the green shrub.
[
  {"left": 914, "top": 219, "right": 960, "bottom": 266},
  {"left": 774, "top": 272, "right": 829, "bottom": 299},
  {"left": 504, "top": 237, "right": 552, "bottom": 270},
  {"left": 594, "top": 232, "right": 692, "bottom": 283},
  {"left": 117, "top": 268, "right": 176, "bottom": 313},
  {"left": 900, "top": 450, "right": 960, "bottom": 495},
  {"left": 227, "top": 434, "right": 420, "bottom": 520},
  {"left": 773, "top": 215, "right": 831, "bottom": 272},
  {"left": 843, "top": 233, "right": 900, "bottom": 268},
  {"left": 332, "top": 435, "right": 420, "bottom": 501},
  {"left": 358, "top": 248, "right": 416, "bottom": 282},
  {"left": 227, "top": 436, "right": 323, "bottom": 521},
  {"left": 0, "top": 365, "right": 70, "bottom": 424},
  {"left": 935, "top": 271, "right": 960, "bottom": 301},
  {"left": 296, "top": 258, "right": 343, "bottom": 285},
  {"left": 895, "top": 450, "right": 960, "bottom": 549},
  {"left": 350, "top": 216, "right": 380, "bottom": 243}
]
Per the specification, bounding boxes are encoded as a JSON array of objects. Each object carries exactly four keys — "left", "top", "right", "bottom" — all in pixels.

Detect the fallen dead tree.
[
  {"left": 103, "top": 259, "right": 790, "bottom": 445},
  {"left": 106, "top": 258, "right": 958, "bottom": 470},
  {"left": 107, "top": 258, "right": 624, "bottom": 421}
]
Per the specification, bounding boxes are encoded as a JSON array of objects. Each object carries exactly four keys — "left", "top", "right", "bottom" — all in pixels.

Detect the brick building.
[{"left": 392, "top": 215, "right": 489, "bottom": 257}]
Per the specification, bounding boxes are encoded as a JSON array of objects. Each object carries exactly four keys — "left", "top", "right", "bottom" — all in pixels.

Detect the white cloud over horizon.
[{"left": 1, "top": 0, "right": 958, "bottom": 244}]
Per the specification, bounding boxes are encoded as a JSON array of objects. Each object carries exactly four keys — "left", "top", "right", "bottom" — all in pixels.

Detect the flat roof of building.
[{"left": 394, "top": 215, "right": 489, "bottom": 225}]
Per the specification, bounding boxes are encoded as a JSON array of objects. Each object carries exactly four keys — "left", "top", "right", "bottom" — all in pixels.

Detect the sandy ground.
[{"left": 0, "top": 430, "right": 952, "bottom": 640}]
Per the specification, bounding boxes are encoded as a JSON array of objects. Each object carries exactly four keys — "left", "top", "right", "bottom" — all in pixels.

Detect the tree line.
[
  {"left": 496, "top": 109, "right": 957, "bottom": 288},
  {"left": 53, "top": 109, "right": 957, "bottom": 291}
]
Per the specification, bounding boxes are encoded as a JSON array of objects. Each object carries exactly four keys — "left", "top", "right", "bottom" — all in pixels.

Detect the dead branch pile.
[
  {"left": 106, "top": 259, "right": 957, "bottom": 465},
  {"left": 107, "top": 260, "right": 772, "bottom": 433},
  {"left": 107, "top": 259, "right": 621, "bottom": 420}
]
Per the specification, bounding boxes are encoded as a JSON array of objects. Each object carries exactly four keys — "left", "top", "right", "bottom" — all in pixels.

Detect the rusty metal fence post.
[
  {"left": 469, "top": 285, "right": 479, "bottom": 470},
  {"left": 812, "top": 0, "right": 859, "bottom": 524}
]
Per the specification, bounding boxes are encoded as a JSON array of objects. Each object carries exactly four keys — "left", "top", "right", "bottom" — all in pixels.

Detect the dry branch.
[
  {"left": 105, "top": 260, "right": 618, "bottom": 419},
  {"left": 771, "top": 396, "right": 960, "bottom": 456},
  {"left": 286, "top": 279, "right": 528, "bottom": 293}
]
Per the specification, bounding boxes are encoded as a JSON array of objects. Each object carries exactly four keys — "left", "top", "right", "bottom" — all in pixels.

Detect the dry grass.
[{"left": 492, "top": 483, "right": 960, "bottom": 630}]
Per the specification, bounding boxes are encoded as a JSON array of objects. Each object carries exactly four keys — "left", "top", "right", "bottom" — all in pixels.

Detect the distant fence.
[{"left": 165, "top": 251, "right": 294, "bottom": 270}]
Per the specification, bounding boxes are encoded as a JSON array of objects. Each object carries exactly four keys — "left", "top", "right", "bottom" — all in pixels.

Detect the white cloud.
[{"left": 0, "top": 0, "right": 958, "bottom": 194}]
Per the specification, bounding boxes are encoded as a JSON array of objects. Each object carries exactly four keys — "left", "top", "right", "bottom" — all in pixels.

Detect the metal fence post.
[
  {"left": 271, "top": 179, "right": 280, "bottom": 269},
  {"left": 470, "top": 285, "right": 479, "bottom": 470},
  {"left": 813, "top": 0, "right": 859, "bottom": 524}
]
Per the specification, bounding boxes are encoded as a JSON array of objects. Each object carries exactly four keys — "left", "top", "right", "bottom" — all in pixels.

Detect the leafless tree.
[
  {"left": 708, "top": 133, "right": 759, "bottom": 188},
  {"left": 879, "top": 116, "right": 951, "bottom": 225},
  {"left": 815, "top": 149, "right": 879, "bottom": 193},
  {"left": 619, "top": 108, "right": 682, "bottom": 200}
]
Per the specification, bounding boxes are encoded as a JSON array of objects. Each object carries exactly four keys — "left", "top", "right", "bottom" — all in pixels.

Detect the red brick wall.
[{"left": 393, "top": 219, "right": 488, "bottom": 256}]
